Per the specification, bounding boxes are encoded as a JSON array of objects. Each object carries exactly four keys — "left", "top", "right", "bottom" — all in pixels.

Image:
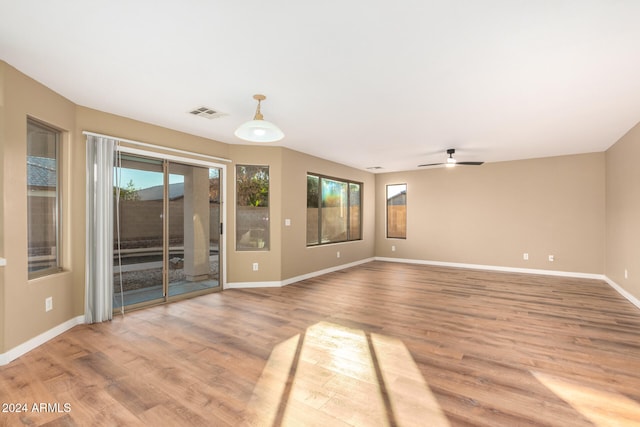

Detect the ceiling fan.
[{"left": 418, "top": 148, "right": 484, "bottom": 168}]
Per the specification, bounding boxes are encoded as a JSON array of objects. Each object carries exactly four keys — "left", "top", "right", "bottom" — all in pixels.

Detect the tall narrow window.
[
  {"left": 349, "top": 183, "right": 362, "bottom": 241},
  {"left": 307, "top": 173, "right": 362, "bottom": 246},
  {"left": 27, "top": 119, "right": 61, "bottom": 277},
  {"left": 236, "top": 165, "right": 270, "bottom": 251},
  {"left": 386, "top": 184, "right": 406, "bottom": 239}
]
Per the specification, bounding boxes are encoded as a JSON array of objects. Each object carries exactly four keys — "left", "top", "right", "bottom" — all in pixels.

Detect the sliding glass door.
[
  {"left": 113, "top": 155, "right": 164, "bottom": 308},
  {"left": 113, "top": 153, "right": 222, "bottom": 310},
  {"left": 167, "top": 162, "right": 221, "bottom": 298}
]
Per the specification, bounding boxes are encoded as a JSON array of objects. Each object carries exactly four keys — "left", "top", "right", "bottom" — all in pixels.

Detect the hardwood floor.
[{"left": 2, "top": 261, "right": 640, "bottom": 426}]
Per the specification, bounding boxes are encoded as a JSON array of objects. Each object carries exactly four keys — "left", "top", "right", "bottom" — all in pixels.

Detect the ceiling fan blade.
[
  {"left": 418, "top": 161, "right": 484, "bottom": 167},
  {"left": 417, "top": 162, "right": 445, "bottom": 167},
  {"left": 418, "top": 148, "right": 485, "bottom": 167}
]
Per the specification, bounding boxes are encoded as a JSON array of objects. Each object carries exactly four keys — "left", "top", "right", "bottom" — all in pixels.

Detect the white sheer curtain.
[{"left": 85, "top": 135, "right": 116, "bottom": 323}]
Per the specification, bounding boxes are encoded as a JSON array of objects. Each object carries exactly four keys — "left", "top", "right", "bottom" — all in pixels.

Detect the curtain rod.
[{"left": 83, "top": 131, "right": 232, "bottom": 163}]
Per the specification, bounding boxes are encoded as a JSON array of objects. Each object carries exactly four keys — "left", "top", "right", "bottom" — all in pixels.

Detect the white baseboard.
[
  {"left": 0, "top": 315, "right": 85, "bottom": 366},
  {"left": 281, "top": 258, "right": 375, "bottom": 286},
  {"left": 225, "top": 258, "right": 375, "bottom": 289},
  {"left": 604, "top": 277, "right": 640, "bottom": 310},
  {"left": 376, "top": 257, "right": 640, "bottom": 312},
  {"left": 225, "top": 281, "right": 283, "bottom": 289},
  {"left": 374, "top": 257, "right": 605, "bottom": 280},
  {"left": 3, "top": 261, "right": 638, "bottom": 366}
]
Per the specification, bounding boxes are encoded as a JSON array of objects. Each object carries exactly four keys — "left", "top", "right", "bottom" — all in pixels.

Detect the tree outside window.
[{"left": 236, "top": 165, "right": 270, "bottom": 250}]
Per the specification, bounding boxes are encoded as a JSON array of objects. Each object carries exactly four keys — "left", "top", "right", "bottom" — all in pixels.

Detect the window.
[
  {"left": 307, "top": 173, "right": 362, "bottom": 246},
  {"left": 236, "top": 165, "right": 270, "bottom": 251},
  {"left": 387, "top": 184, "right": 407, "bottom": 239},
  {"left": 348, "top": 182, "right": 362, "bottom": 240},
  {"left": 27, "top": 119, "right": 61, "bottom": 277}
]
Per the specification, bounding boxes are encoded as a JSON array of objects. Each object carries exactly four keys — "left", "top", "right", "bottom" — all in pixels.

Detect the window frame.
[
  {"left": 386, "top": 183, "right": 407, "bottom": 240},
  {"left": 306, "top": 172, "right": 363, "bottom": 247},
  {"left": 27, "top": 117, "right": 63, "bottom": 279}
]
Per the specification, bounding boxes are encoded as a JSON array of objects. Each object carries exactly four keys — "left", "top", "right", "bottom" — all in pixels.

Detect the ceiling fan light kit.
[
  {"left": 446, "top": 149, "right": 457, "bottom": 167},
  {"left": 418, "top": 148, "right": 484, "bottom": 168},
  {"left": 235, "top": 94, "right": 285, "bottom": 143}
]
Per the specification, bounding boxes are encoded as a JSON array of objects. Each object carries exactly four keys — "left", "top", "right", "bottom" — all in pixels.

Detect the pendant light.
[{"left": 234, "top": 94, "right": 284, "bottom": 142}]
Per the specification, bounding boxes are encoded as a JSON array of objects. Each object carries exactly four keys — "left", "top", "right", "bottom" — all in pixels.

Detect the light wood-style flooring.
[{"left": 2, "top": 261, "right": 640, "bottom": 426}]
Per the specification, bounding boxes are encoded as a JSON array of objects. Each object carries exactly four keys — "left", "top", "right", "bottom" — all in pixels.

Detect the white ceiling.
[{"left": 2, "top": 1, "right": 640, "bottom": 172}]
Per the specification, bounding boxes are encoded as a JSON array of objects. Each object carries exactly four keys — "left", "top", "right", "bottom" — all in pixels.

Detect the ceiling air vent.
[{"left": 188, "top": 106, "right": 227, "bottom": 119}]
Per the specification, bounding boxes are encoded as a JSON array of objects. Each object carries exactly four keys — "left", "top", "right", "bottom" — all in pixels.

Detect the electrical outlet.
[
  {"left": 523, "top": 253, "right": 528, "bottom": 261},
  {"left": 285, "top": 219, "right": 291, "bottom": 226},
  {"left": 625, "top": 269, "right": 628, "bottom": 279},
  {"left": 548, "top": 255, "right": 554, "bottom": 262},
  {"left": 337, "top": 251, "right": 341, "bottom": 258},
  {"left": 252, "top": 262, "right": 259, "bottom": 271},
  {"left": 45, "top": 297, "right": 53, "bottom": 312},
  {"left": 392, "top": 245, "right": 396, "bottom": 252}
]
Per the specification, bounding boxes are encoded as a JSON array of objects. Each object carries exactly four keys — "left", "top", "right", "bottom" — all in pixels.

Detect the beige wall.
[
  {"left": 75, "top": 105, "right": 232, "bottom": 291},
  {"left": 2, "top": 59, "right": 639, "bottom": 357},
  {"left": 0, "top": 61, "right": 378, "bottom": 355},
  {"left": 76, "top": 106, "right": 230, "bottom": 160},
  {"left": 227, "top": 145, "right": 283, "bottom": 283},
  {"left": 227, "top": 146, "right": 376, "bottom": 283},
  {"left": 606, "top": 121, "right": 640, "bottom": 299},
  {"left": 280, "top": 149, "right": 376, "bottom": 280},
  {"left": 79, "top": 109, "right": 377, "bottom": 285},
  {"left": 375, "top": 153, "right": 606, "bottom": 274},
  {"left": 1, "top": 62, "right": 77, "bottom": 352}
]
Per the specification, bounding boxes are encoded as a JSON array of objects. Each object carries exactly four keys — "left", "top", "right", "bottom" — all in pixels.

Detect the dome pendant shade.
[
  {"left": 234, "top": 119, "right": 284, "bottom": 142},
  {"left": 235, "top": 94, "right": 284, "bottom": 142}
]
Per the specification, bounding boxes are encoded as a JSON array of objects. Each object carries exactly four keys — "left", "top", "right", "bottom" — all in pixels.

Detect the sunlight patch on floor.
[
  {"left": 245, "top": 321, "right": 449, "bottom": 426},
  {"left": 371, "top": 333, "right": 451, "bottom": 427},
  {"left": 533, "top": 371, "right": 640, "bottom": 427},
  {"left": 244, "top": 334, "right": 301, "bottom": 426}
]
